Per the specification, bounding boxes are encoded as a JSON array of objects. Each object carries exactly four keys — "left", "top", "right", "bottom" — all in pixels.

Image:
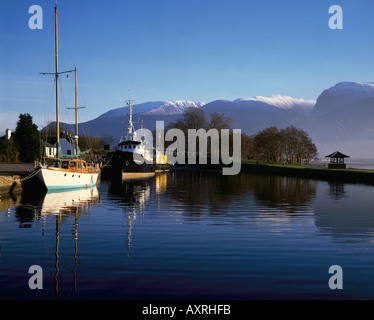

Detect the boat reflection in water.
[
  {"left": 111, "top": 173, "right": 169, "bottom": 258},
  {"left": 17, "top": 186, "right": 101, "bottom": 298},
  {"left": 36, "top": 186, "right": 100, "bottom": 215},
  {"left": 108, "top": 175, "right": 155, "bottom": 257}
]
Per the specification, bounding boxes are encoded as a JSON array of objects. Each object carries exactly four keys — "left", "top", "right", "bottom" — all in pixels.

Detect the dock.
[
  {"left": 0, "top": 163, "right": 35, "bottom": 194},
  {"left": 0, "top": 163, "right": 35, "bottom": 175}
]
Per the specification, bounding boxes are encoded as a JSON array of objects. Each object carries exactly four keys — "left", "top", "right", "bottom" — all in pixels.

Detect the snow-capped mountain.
[
  {"left": 143, "top": 101, "right": 205, "bottom": 115},
  {"left": 312, "top": 81, "right": 374, "bottom": 114},
  {"left": 58, "top": 100, "right": 206, "bottom": 144},
  {"left": 200, "top": 95, "right": 315, "bottom": 138},
  {"left": 199, "top": 82, "right": 374, "bottom": 158},
  {"left": 234, "top": 95, "right": 315, "bottom": 110},
  {"left": 96, "top": 100, "right": 204, "bottom": 119},
  {"left": 52, "top": 81, "right": 374, "bottom": 158}
]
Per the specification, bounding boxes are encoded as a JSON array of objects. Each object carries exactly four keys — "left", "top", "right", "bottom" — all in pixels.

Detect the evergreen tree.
[
  {"left": 13, "top": 113, "right": 41, "bottom": 163},
  {"left": 0, "top": 137, "right": 19, "bottom": 163}
]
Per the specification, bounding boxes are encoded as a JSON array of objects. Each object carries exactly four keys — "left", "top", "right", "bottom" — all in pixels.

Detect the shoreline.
[
  {"left": 0, "top": 175, "right": 22, "bottom": 194},
  {"left": 0, "top": 163, "right": 35, "bottom": 194},
  {"left": 241, "top": 160, "right": 374, "bottom": 185},
  {"left": 172, "top": 160, "right": 374, "bottom": 185},
  {"left": 2, "top": 159, "right": 374, "bottom": 195}
]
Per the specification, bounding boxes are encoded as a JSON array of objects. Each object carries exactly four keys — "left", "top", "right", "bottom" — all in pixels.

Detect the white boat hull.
[
  {"left": 37, "top": 167, "right": 99, "bottom": 190},
  {"left": 39, "top": 186, "right": 100, "bottom": 215}
]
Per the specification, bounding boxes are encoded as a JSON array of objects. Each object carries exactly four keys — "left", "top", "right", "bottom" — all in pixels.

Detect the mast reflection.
[
  {"left": 108, "top": 175, "right": 158, "bottom": 258},
  {"left": 16, "top": 186, "right": 100, "bottom": 298}
]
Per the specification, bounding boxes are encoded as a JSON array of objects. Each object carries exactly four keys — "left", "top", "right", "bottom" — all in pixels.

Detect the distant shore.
[
  {"left": 172, "top": 160, "right": 374, "bottom": 185},
  {"left": 240, "top": 160, "right": 374, "bottom": 185}
]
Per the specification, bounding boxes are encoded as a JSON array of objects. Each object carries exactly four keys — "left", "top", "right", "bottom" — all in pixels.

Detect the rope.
[
  {"left": 20, "top": 168, "right": 41, "bottom": 182},
  {"left": 101, "top": 153, "right": 115, "bottom": 168}
]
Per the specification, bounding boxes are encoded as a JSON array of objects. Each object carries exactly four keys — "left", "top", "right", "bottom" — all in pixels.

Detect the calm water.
[{"left": 1, "top": 170, "right": 374, "bottom": 300}]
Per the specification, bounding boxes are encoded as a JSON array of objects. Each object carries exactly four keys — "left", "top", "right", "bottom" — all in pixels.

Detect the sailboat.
[{"left": 36, "top": 5, "right": 100, "bottom": 190}]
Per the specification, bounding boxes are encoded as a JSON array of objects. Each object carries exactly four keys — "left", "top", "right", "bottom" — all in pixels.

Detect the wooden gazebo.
[{"left": 325, "top": 151, "right": 350, "bottom": 169}]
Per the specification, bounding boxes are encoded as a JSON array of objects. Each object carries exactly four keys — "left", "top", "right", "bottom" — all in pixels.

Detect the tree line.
[
  {"left": 0, "top": 114, "right": 113, "bottom": 163},
  {"left": 1, "top": 110, "right": 318, "bottom": 165},
  {"left": 243, "top": 126, "right": 318, "bottom": 164},
  {"left": 0, "top": 114, "right": 40, "bottom": 163},
  {"left": 166, "top": 107, "right": 318, "bottom": 165}
]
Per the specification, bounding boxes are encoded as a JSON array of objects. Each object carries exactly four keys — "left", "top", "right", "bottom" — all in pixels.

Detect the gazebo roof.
[{"left": 325, "top": 151, "right": 350, "bottom": 158}]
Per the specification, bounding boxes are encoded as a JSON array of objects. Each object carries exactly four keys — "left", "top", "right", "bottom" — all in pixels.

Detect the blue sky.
[{"left": 1, "top": 0, "right": 374, "bottom": 132}]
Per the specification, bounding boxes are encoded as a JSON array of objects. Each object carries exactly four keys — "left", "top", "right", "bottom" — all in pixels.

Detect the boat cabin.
[
  {"left": 118, "top": 140, "right": 141, "bottom": 152},
  {"left": 51, "top": 158, "right": 96, "bottom": 172}
]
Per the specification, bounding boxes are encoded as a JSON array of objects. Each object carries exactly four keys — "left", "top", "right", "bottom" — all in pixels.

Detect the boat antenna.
[{"left": 126, "top": 89, "right": 135, "bottom": 138}]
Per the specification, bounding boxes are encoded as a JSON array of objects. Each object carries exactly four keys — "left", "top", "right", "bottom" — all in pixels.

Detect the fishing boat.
[
  {"left": 36, "top": 5, "right": 100, "bottom": 190},
  {"left": 109, "top": 91, "right": 156, "bottom": 180}
]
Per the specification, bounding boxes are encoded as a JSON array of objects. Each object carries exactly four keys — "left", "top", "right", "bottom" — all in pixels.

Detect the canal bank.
[
  {"left": 0, "top": 175, "right": 22, "bottom": 194},
  {"left": 240, "top": 160, "right": 374, "bottom": 185},
  {"left": 171, "top": 160, "right": 374, "bottom": 185},
  {"left": 0, "top": 163, "right": 35, "bottom": 194}
]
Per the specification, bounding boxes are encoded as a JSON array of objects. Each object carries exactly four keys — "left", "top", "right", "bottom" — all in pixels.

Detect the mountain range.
[{"left": 57, "top": 81, "right": 374, "bottom": 159}]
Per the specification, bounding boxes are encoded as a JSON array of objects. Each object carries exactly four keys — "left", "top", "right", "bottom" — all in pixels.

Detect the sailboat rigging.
[{"left": 36, "top": 4, "right": 100, "bottom": 190}]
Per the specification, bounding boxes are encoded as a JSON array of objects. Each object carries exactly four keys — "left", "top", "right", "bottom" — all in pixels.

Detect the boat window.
[
  {"left": 61, "top": 161, "right": 69, "bottom": 169},
  {"left": 70, "top": 162, "right": 76, "bottom": 167},
  {"left": 125, "top": 146, "right": 127, "bottom": 149}
]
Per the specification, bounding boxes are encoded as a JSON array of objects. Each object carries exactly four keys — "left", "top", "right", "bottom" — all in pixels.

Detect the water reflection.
[
  {"left": 14, "top": 187, "right": 101, "bottom": 298},
  {"left": 314, "top": 184, "right": 374, "bottom": 242},
  {"left": 108, "top": 177, "right": 153, "bottom": 258},
  {"left": 328, "top": 182, "right": 347, "bottom": 200},
  {"left": 163, "top": 172, "right": 374, "bottom": 242},
  {"left": 13, "top": 187, "right": 100, "bottom": 227},
  {"left": 0, "top": 191, "right": 21, "bottom": 217},
  {"left": 2, "top": 171, "right": 374, "bottom": 299},
  {"left": 250, "top": 175, "right": 316, "bottom": 214},
  {"left": 166, "top": 172, "right": 317, "bottom": 215}
]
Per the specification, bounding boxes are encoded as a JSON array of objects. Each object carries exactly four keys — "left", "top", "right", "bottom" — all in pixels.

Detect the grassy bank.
[{"left": 241, "top": 160, "right": 374, "bottom": 185}]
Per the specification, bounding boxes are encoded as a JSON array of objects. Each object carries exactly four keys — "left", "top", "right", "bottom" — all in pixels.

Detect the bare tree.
[
  {"left": 241, "top": 133, "right": 256, "bottom": 160},
  {"left": 209, "top": 112, "right": 232, "bottom": 130},
  {"left": 253, "top": 126, "right": 317, "bottom": 164},
  {"left": 280, "top": 126, "right": 317, "bottom": 164},
  {"left": 254, "top": 126, "right": 282, "bottom": 162}
]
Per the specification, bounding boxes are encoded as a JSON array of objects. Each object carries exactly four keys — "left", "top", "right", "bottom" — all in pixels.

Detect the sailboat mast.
[
  {"left": 75, "top": 67, "right": 78, "bottom": 151},
  {"left": 54, "top": 5, "right": 60, "bottom": 149}
]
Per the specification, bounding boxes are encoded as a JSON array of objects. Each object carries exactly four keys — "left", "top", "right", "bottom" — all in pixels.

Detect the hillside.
[{"left": 46, "top": 82, "right": 374, "bottom": 159}]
